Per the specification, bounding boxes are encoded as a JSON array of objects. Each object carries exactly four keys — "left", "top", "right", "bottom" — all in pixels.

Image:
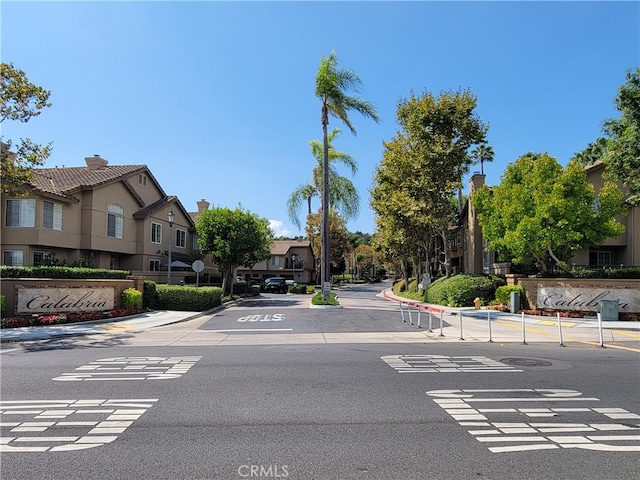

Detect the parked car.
[{"left": 263, "top": 277, "right": 288, "bottom": 294}]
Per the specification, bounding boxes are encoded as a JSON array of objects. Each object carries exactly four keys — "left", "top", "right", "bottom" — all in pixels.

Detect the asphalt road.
[{"left": 1, "top": 284, "right": 639, "bottom": 480}]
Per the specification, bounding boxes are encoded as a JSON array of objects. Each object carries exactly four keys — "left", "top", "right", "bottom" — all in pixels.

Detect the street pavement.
[{"left": 1, "top": 286, "right": 638, "bottom": 350}]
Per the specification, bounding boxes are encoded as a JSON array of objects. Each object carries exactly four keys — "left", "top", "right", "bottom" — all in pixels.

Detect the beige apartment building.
[
  {"left": 1, "top": 156, "right": 317, "bottom": 286},
  {"left": 1, "top": 155, "right": 203, "bottom": 284},
  {"left": 458, "top": 161, "right": 639, "bottom": 274}
]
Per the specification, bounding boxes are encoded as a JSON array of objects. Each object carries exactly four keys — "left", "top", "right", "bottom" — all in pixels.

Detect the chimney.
[
  {"left": 197, "top": 199, "right": 210, "bottom": 213},
  {"left": 85, "top": 154, "right": 108, "bottom": 170}
]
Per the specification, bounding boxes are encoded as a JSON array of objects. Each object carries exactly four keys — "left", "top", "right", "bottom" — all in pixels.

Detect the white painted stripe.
[
  {"left": 476, "top": 436, "right": 548, "bottom": 442},
  {"left": 489, "top": 444, "right": 558, "bottom": 453},
  {"left": 211, "top": 328, "right": 294, "bottom": 332}
]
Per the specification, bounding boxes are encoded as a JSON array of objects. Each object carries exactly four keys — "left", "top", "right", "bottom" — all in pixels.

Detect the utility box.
[
  {"left": 599, "top": 300, "right": 619, "bottom": 321},
  {"left": 510, "top": 291, "right": 520, "bottom": 314}
]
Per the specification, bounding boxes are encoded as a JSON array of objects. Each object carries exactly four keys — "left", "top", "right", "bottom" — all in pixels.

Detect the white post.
[
  {"left": 597, "top": 312, "right": 605, "bottom": 348},
  {"left": 557, "top": 312, "right": 564, "bottom": 346},
  {"left": 521, "top": 311, "right": 527, "bottom": 345},
  {"left": 459, "top": 311, "right": 464, "bottom": 340},
  {"left": 487, "top": 309, "right": 493, "bottom": 342},
  {"left": 439, "top": 310, "right": 444, "bottom": 337}
]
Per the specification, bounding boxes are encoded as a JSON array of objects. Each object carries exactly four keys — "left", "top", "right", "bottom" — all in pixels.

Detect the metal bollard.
[
  {"left": 439, "top": 310, "right": 444, "bottom": 337},
  {"left": 459, "top": 311, "right": 464, "bottom": 340},
  {"left": 428, "top": 310, "right": 433, "bottom": 332},
  {"left": 557, "top": 312, "right": 565, "bottom": 346},
  {"left": 521, "top": 312, "right": 527, "bottom": 345},
  {"left": 487, "top": 309, "right": 493, "bottom": 343},
  {"left": 400, "top": 302, "right": 406, "bottom": 323},
  {"left": 597, "top": 312, "right": 605, "bottom": 348}
]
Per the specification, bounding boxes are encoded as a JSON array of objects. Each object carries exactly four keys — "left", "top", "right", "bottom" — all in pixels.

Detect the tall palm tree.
[
  {"left": 472, "top": 143, "right": 495, "bottom": 176},
  {"left": 287, "top": 128, "right": 360, "bottom": 229},
  {"left": 315, "top": 50, "right": 379, "bottom": 297}
]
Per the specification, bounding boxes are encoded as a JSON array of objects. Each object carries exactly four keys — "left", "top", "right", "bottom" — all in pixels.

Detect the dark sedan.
[{"left": 263, "top": 277, "right": 288, "bottom": 294}]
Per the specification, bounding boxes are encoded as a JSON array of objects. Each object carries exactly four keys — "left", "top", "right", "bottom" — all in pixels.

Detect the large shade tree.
[
  {"left": 370, "top": 88, "right": 487, "bottom": 277},
  {"left": 1, "top": 62, "right": 52, "bottom": 197},
  {"left": 196, "top": 206, "right": 273, "bottom": 296},
  {"left": 315, "top": 50, "right": 379, "bottom": 298},
  {"left": 287, "top": 128, "right": 360, "bottom": 229},
  {"left": 603, "top": 67, "right": 640, "bottom": 205},
  {"left": 472, "top": 152, "right": 626, "bottom": 271}
]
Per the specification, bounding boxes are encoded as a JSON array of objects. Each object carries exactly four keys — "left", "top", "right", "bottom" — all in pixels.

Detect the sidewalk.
[
  {"left": 1, "top": 291, "right": 638, "bottom": 346},
  {"left": 381, "top": 289, "right": 640, "bottom": 332}
]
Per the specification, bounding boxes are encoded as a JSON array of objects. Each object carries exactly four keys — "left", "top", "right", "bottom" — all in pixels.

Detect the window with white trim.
[
  {"left": 5, "top": 199, "right": 36, "bottom": 227},
  {"left": 33, "top": 251, "right": 54, "bottom": 266},
  {"left": 151, "top": 222, "right": 162, "bottom": 244},
  {"left": 149, "top": 259, "right": 161, "bottom": 271},
  {"left": 107, "top": 204, "right": 124, "bottom": 239},
  {"left": 175, "top": 228, "right": 186, "bottom": 248},
  {"left": 3, "top": 250, "right": 24, "bottom": 266},
  {"left": 589, "top": 251, "right": 612, "bottom": 267},
  {"left": 271, "top": 256, "right": 280, "bottom": 267},
  {"left": 43, "top": 201, "right": 63, "bottom": 230}
]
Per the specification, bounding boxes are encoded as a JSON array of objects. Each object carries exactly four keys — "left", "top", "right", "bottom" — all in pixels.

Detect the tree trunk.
[
  {"left": 440, "top": 229, "right": 452, "bottom": 277},
  {"left": 321, "top": 103, "right": 331, "bottom": 300}
]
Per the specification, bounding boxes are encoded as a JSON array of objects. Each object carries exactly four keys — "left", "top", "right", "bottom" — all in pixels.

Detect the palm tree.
[
  {"left": 315, "top": 50, "right": 379, "bottom": 296},
  {"left": 472, "top": 143, "right": 494, "bottom": 175},
  {"left": 287, "top": 128, "right": 360, "bottom": 229}
]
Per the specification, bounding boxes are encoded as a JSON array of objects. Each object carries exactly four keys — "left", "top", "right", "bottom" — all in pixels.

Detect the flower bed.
[{"left": 1, "top": 308, "right": 139, "bottom": 329}]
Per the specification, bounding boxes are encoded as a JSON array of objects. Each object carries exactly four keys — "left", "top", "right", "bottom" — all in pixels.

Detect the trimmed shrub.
[
  {"left": 495, "top": 285, "right": 527, "bottom": 309},
  {"left": 0, "top": 265, "right": 129, "bottom": 279},
  {"left": 143, "top": 281, "right": 160, "bottom": 309},
  {"left": 156, "top": 285, "right": 222, "bottom": 311},
  {"left": 311, "top": 292, "right": 340, "bottom": 306},
  {"left": 392, "top": 279, "right": 406, "bottom": 294},
  {"left": 424, "top": 274, "right": 506, "bottom": 307},
  {"left": 289, "top": 283, "right": 308, "bottom": 294},
  {"left": 122, "top": 288, "right": 143, "bottom": 309}
]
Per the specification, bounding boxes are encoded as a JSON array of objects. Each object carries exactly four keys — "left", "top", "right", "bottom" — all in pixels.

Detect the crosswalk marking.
[
  {"left": 53, "top": 356, "right": 202, "bottom": 381},
  {"left": 427, "top": 389, "right": 640, "bottom": 453},
  {"left": 0, "top": 399, "right": 157, "bottom": 452},
  {"left": 382, "top": 355, "right": 523, "bottom": 373}
]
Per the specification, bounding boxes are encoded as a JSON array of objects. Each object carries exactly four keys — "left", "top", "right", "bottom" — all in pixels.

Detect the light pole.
[{"left": 167, "top": 210, "right": 174, "bottom": 285}]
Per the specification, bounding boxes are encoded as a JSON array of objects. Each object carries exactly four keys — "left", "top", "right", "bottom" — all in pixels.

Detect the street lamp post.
[{"left": 167, "top": 210, "right": 174, "bottom": 285}]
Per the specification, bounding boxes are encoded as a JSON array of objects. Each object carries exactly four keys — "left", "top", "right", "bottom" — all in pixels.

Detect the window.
[
  {"left": 271, "top": 256, "right": 280, "bottom": 267},
  {"left": 33, "top": 251, "right": 54, "bottom": 266},
  {"left": 590, "top": 251, "right": 611, "bottom": 267},
  {"left": 43, "top": 201, "right": 63, "bottom": 230},
  {"left": 5, "top": 199, "right": 36, "bottom": 227},
  {"left": 138, "top": 174, "right": 147, "bottom": 186},
  {"left": 107, "top": 204, "right": 124, "bottom": 239},
  {"left": 151, "top": 222, "right": 162, "bottom": 244},
  {"left": 175, "top": 229, "right": 186, "bottom": 248},
  {"left": 193, "top": 233, "right": 200, "bottom": 250},
  {"left": 149, "top": 259, "right": 161, "bottom": 271},
  {"left": 3, "top": 250, "right": 24, "bottom": 266}
]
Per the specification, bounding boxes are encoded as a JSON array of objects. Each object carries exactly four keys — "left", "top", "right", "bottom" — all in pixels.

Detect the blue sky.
[{"left": 2, "top": 1, "right": 638, "bottom": 237}]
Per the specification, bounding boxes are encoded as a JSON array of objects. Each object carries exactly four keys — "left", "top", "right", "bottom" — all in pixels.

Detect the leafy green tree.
[
  {"left": 572, "top": 137, "right": 608, "bottom": 167},
  {"left": 287, "top": 128, "right": 360, "bottom": 229},
  {"left": 1, "top": 62, "right": 52, "bottom": 197},
  {"left": 471, "top": 143, "right": 494, "bottom": 175},
  {"left": 603, "top": 67, "right": 640, "bottom": 204},
  {"left": 473, "top": 153, "right": 626, "bottom": 271},
  {"left": 305, "top": 208, "right": 350, "bottom": 284},
  {"left": 196, "top": 206, "right": 273, "bottom": 296},
  {"left": 315, "top": 50, "right": 379, "bottom": 297},
  {"left": 371, "top": 88, "right": 486, "bottom": 277}
]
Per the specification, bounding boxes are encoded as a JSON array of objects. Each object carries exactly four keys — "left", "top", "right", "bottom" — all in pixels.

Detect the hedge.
[
  {"left": 0, "top": 265, "right": 130, "bottom": 279},
  {"left": 424, "top": 274, "right": 506, "bottom": 307},
  {"left": 156, "top": 285, "right": 223, "bottom": 311}
]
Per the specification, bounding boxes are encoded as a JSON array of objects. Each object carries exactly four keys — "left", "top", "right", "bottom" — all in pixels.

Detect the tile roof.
[
  {"left": 271, "top": 239, "right": 312, "bottom": 255},
  {"left": 33, "top": 164, "right": 147, "bottom": 196}
]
